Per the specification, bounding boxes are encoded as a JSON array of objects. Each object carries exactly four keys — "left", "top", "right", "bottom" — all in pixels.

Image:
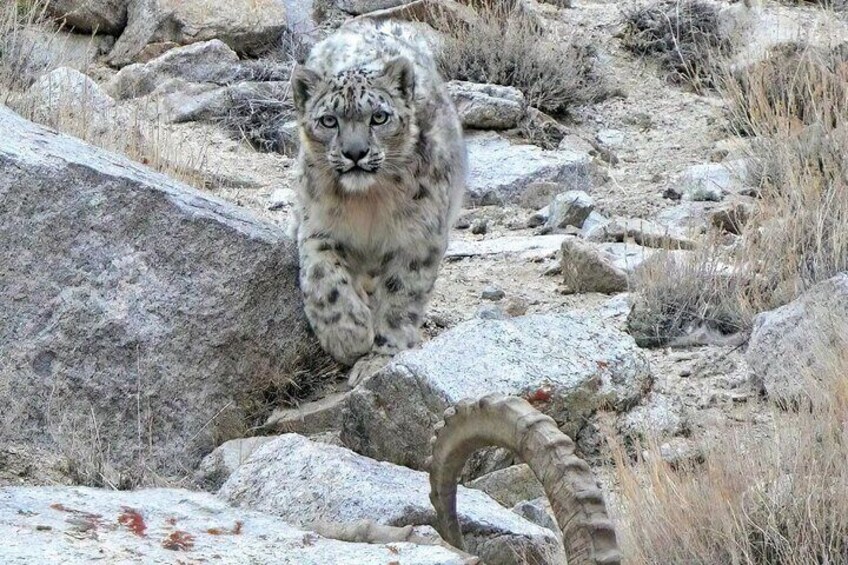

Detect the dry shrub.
[
  {"left": 630, "top": 42, "right": 848, "bottom": 344},
  {"left": 626, "top": 248, "right": 745, "bottom": 347},
  {"left": 436, "top": 4, "right": 607, "bottom": 115},
  {"left": 621, "top": 0, "right": 733, "bottom": 89},
  {"left": 723, "top": 43, "right": 848, "bottom": 315},
  {"left": 219, "top": 81, "right": 297, "bottom": 154},
  {"left": 726, "top": 42, "right": 848, "bottom": 136},
  {"left": 611, "top": 326, "right": 848, "bottom": 564}
]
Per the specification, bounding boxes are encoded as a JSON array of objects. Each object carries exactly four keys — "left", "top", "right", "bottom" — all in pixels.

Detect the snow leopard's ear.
[
  {"left": 382, "top": 56, "right": 415, "bottom": 103},
  {"left": 291, "top": 64, "right": 321, "bottom": 114}
]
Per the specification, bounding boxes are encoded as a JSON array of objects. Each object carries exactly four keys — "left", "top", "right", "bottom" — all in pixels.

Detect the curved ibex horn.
[{"left": 427, "top": 394, "right": 621, "bottom": 565}]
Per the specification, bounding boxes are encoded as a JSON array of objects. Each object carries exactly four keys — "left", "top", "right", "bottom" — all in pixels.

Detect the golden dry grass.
[
  {"left": 611, "top": 324, "right": 848, "bottom": 564},
  {"left": 1, "top": 0, "right": 210, "bottom": 189},
  {"left": 620, "top": 34, "right": 848, "bottom": 565},
  {"left": 630, "top": 42, "right": 848, "bottom": 343}
]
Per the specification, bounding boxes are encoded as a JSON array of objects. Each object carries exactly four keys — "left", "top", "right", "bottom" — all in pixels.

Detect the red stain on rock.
[
  {"left": 49, "top": 502, "right": 104, "bottom": 531},
  {"left": 207, "top": 521, "right": 243, "bottom": 536},
  {"left": 162, "top": 530, "right": 195, "bottom": 551},
  {"left": 117, "top": 507, "right": 147, "bottom": 537},
  {"left": 526, "top": 387, "right": 552, "bottom": 404}
]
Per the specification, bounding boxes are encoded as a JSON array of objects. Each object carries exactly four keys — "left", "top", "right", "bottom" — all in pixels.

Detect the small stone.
[
  {"left": 447, "top": 80, "right": 526, "bottom": 130},
  {"left": 481, "top": 286, "right": 505, "bottom": 301},
  {"left": 561, "top": 238, "right": 629, "bottom": 294},
  {"left": 505, "top": 297, "right": 529, "bottom": 317},
  {"left": 470, "top": 218, "right": 488, "bottom": 235},
  {"left": 678, "top": 161, "right": 749, "bottom": 202},
  {"left": 526, "top": 206, "right": 550, "bottom": 228},
  {"left": 476, "top": 305, "right": 507, "bottom": 320},
  {"left": 546, "top": 190, "right": 595, "bottom": 230},
  {"left": 580, "top": 210, "right": 608, "bottom": 236},
  {"left": 454, "top": 216, "right": 471, "bottom": 230},
  {"left": 709, "top": 198, "right": 754, "bottom": 235}
]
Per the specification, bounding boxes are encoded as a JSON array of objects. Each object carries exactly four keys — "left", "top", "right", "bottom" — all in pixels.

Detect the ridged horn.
[{"left": 428, "top": 394, "right": 621, "bottom": 565}]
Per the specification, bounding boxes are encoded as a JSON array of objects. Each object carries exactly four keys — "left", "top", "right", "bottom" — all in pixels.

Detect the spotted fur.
[{"left": 291, "top": 20, "right": 466, "bottom": 373}]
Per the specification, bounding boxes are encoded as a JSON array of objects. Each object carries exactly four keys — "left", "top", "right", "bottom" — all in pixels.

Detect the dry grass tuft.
[
  {"left": 218, "top": 81, "right": 297, "bottom": 155},
  {"left": 611, "top": 326, "right": 848, "bottom": 564},
  {"left": 621, "top": 0, "right": 733, "bottom": 89},
  {"left": 626, "top": 248, "right": 745, "bottom": 347},
  {"left": 725, "top": 42, "right": 848, "bottom": 137},
  {"left": 436, "top": 4, "right": 608, "bottom": 115}
]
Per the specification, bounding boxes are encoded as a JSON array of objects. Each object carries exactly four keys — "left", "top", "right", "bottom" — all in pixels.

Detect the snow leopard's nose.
[{"left": 342, "top": 144, "right": 369, "bottom": 164}]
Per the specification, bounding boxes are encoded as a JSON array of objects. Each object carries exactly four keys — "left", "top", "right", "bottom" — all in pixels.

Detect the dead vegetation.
[
  {"left": 611, "top": 324, "right": 848, "bottom": 564},
  {"left": 620, "top": 0, "right": 733, "bottom": 89},
  {"left": 626, "top": 247, "right": 745, "bottom": 347},
  {"left": 218, "top": 81, "right": 297, "bottom": 154},
  {"left": 1, "top": 0, "right": 212, "bottom": 189},
  {"left": 436, "top": 3, "right": 608, "bottom": 115},
  {"left": 629, "top": 41, "right": 848, "bottom": 344}
]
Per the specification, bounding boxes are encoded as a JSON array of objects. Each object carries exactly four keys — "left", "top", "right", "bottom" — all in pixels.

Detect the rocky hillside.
[{"left": 2, "top": 0, "right": 847, "bottom": 563}]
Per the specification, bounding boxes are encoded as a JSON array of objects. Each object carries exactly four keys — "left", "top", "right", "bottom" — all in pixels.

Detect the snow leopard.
[{"left": 290, "top": 19, "right": 466, "bottom": 384}]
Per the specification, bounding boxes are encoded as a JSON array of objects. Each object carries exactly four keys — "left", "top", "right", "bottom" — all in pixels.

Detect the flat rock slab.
[
  {"left": 446, "top": 235, "right": 568, "bottom": 261},
  {"left": 218, "top": 434, "right": 558, "bottom": 565},
  {"left": 0, "top": 105, "right": 318, "bottom": 481},
  {"left": 342, "top": 314, "right": 652, "bottom": 471},
  {"left": 465, "top": 132, "right": 592, "bottom": 205},
  {"left": 0, "top": 486, "right": 467, "bottom": 564}
]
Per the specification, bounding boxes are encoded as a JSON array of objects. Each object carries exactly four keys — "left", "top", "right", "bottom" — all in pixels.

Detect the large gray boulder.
[
  {"left": 747, "top": 273, "right": 848, "bottom": 404},
  {"left": 218, "top": 434, "right": 560, "bottom": 565},
  {"left": 465, "top": 132, "right": 593, "bottom": 205},
  {"left": 108, "top": 39, "right": 242, "bottom": 99},
  {"left": 109, "top": 0, "right": 288, "bottom": 66},
  {"left": 447, "top": 81, "right": 526, "bottom": 130},
  {"left": 45, "top": 0, "right": 128, "bottom": 35},
  {"left": 342, "top": 314, "right": 652, "bottom": 471},
  {"left": 0, "top": 105, "right": 319, "bottom": 482},
  {"left": 561, "top": 238, "right": 656, "bottom": 294},
  {"left": 21, "top": 68, "right": 119, "bottom": 135},
  {"left": 0, "top": 486, "right": 468, "bottom": 564}
]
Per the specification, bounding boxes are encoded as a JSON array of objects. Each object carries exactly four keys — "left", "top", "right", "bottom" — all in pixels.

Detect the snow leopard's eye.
[
  {"left": 318, "top": 115, "right": 338, "bottom": 128},
  {"left": 370, "top": 111, "right": 389, "bottom": 126}
]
